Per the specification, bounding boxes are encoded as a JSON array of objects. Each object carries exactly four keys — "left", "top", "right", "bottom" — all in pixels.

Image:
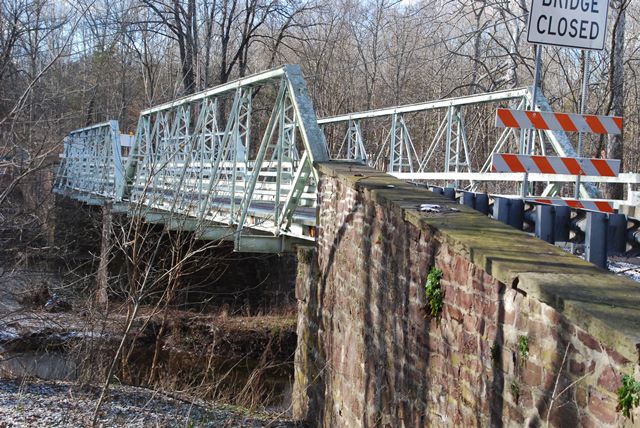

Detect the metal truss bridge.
[{"left": 54, "top": 64, "right": 640, "bottom": 254}]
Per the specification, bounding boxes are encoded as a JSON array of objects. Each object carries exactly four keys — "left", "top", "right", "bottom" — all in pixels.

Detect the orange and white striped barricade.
[
  {"left": 495, "top": 109, "right": 622, "bottom": 135},
  {"left": 526, "top": 198, "right": 615, "bottom": 214},
  {"left": 491, "top": 154, "right": 620, "bottom": 177}
]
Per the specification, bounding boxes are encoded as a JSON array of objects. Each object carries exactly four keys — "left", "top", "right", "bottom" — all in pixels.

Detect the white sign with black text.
[{"left": 527, "top": 0, "right": 609, "bottom": 50}]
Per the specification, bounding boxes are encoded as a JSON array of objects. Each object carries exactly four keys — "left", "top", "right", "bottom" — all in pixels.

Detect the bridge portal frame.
[{"left": 54, "top": 120, "right": 124, "bottom": 199}]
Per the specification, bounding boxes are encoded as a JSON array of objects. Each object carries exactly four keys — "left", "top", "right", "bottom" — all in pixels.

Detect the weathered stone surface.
[{"left": 293, "top": 162, "right": 640, "bottom": 427}]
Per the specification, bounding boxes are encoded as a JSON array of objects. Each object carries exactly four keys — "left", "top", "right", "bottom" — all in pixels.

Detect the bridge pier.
[
  {"left": 293, "top": 247, "right": 324, "bottom": 421},
  {"left": 51, "top": 196, "right": 103, "bottom": 269}
]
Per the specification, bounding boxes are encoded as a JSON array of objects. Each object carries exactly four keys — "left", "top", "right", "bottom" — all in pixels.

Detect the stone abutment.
[{"left": 293, "top": 162, "right": 640, "bottom": 427}]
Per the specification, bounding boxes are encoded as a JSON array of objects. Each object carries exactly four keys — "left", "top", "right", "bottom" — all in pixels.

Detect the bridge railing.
[{"left": 319, "top": 87, "right": 608, "bottom": 199}]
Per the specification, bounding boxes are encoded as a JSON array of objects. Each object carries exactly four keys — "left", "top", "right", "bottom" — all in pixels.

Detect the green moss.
[
  {"left": 510, "top": 380, "right": 520, "bottom": 403},
  {"left": 518, "top": 336, "right": 529, "bottom": 360}
]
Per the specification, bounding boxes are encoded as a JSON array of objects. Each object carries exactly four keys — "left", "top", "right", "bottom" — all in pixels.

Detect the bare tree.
[{"left": 141, "top": 0, "right": 199, "bottom": 94}]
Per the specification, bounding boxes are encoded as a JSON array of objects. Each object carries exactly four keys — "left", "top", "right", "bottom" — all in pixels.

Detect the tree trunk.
[{"left": 96, "top": 201, "right": 112, "bottom": 307}]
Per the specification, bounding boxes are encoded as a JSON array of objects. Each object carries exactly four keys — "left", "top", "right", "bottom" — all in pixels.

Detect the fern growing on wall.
[{"left": 425, "top": 267, "right": 444, "bottom": 317}]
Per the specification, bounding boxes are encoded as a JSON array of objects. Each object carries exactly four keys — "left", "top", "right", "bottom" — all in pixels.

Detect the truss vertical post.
[
  {"left": 388, "top": 114, "right": 398, "bottom": 173},
  {"left": 444, "top": 106, "right": 455, "bottom": 180},
  {"left": 399, "top": 116, "right": 418, "bottom": 173},
  {"left": 229, "top": 87, "right": 253, "bottom": 223},
  {"left": 274, "top": 93, "right": 286, "bottom": 225},
  {"left": 110, "top": 121, "right": 124, "bottom": 199},
  {"left": 346, "top": 120, "right": 366, "bottom": 163}
]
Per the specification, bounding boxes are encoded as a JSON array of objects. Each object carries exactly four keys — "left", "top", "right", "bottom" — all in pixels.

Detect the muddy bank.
[
  {"left": 0, "top": 307, "right": 297, "bottom": 411},
  {"left": 0, "top": 197, "right": 300, "bottom": 418},
  {"left": 125, "top": 311, "right": 298, "bottom": 409}
]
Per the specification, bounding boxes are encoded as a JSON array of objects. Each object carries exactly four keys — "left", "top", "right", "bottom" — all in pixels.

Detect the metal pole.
[
  {"left": 522, "top": 44, "right": 543, "bottom": 198},
  {"left": 574, "top": 50, "right": 591, "bottom": 199}
]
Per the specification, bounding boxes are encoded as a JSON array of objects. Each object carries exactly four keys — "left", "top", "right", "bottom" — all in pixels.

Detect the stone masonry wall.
[{"left": 293, "top": 162, "right": 640, "bottom": 427}]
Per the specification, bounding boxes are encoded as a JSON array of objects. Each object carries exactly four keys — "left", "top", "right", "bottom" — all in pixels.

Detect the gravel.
[{"left": 0, "top": 378, "right": 302, "bottom": 427}]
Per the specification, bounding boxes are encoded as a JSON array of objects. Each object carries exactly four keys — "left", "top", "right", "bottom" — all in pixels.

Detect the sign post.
[
  {"left": 575, "top": 51, "right": 591, "bottom": 199},
  {"left": 524, "top": 0, "right": 610, "bottom": 199},
  {"left": 522, "top": 45, "right": 542, "bottom": 198}
]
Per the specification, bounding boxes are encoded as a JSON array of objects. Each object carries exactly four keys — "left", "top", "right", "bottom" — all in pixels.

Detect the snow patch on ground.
[
  {"left": 558, "top": 245, "right": 640, "bottom": 283},
  {"left": 0, "top": 330, "right": 19, "bottom": 342},
  {"left": 0, "top": 378, "right": 301, "bottom": 427},
  {"left": 608, "top": 260, "right": 640, "bottom": 283}
]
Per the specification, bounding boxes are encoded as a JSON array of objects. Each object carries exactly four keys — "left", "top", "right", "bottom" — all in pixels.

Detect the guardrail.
[{"left": 418, "top": 183, "right": 635, "bottom": 268}]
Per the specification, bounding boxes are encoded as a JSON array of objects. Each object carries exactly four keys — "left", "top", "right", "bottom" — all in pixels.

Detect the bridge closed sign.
[{"left": 527, "top": 0, "right": 609, "bottom": 50}]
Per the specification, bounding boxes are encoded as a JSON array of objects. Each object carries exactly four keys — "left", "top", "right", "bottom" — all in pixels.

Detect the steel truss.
[
  {"left": 56, "top": 65, "right": 329, "bottom": 252},
  {"left": 57, "top": 67, "right": 637, "bottom": 253},
  {"left": 319, "top": 87, "right": 602, "bottom": 198},
  {"left": 333, "top": 120, "right": 366, "bottom": 163},
  {"left": 54, "top": 120, "right": 124, "bottom": 200}
]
